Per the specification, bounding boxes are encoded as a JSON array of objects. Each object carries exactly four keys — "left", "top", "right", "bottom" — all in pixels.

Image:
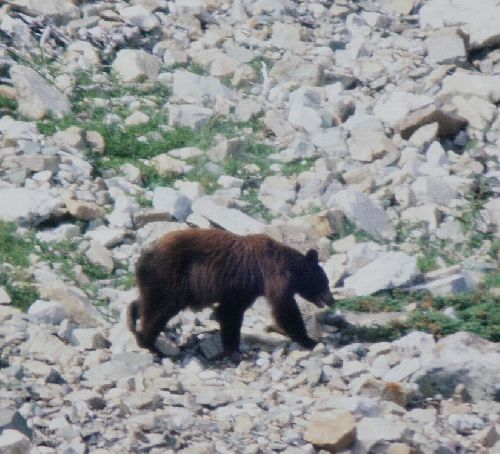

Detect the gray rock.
[
  {"left": 199, "top": 334, "right": 224, "bottom": 360},
  {"left": 71, "top": 328, "right": 109, "bottom": 350},
  {"left": 412, "top": 332, "right": 500, "bottom": 402},
  {"left": 288, "top": 87, "right": 331, "bottom": 132},
  {"left": 10, "top": 65, "right": 71, "bottom": 120},
  {"left": 0, "top": 409, "right": 32, "bottom": 440},
  {"left": 85, "top": 241, "right": 114, "bottom": 273},
  {"left": 7, "top": 0, "right": 80, "bottom": 25},
  {"left": 426, "top": 28, "right": 467, "bottom": 65},
  {"left": 0, "top": 287, "right": 11, "bottom": 305},
  {"left": 0, "top": 117, "right": 41, "bottom": 142},
  {"left": 0, "top": 188, "right": 62, "bottom": 225},
  {"left": 112, "top": 49, "right": 160, "bottom": 83},
  {"left": 168, "top": 104, "right": 214, "bottom": 129},
  {"left": 0, "top": 429, "right": 31, "bottom": 454},
  {"left": 329, "top": 189, "right": 395, "bottom": 241},
  {"left": 152, "top": 187, "right": 192, "bottom": 221},
  {"left": 344, "top": 251, "right": 420, "bottom": 296},
  {"left": 119, "top": 5, "right": 159, "bottom": 31},
  {"left": 348, "top": 128, "right": 397, "bottom": 163},
  {"left": 191, "top": 197, "right": 265, "bottom": 235},
  {"left": 440, "top": 70, "right": 500, "bottom": 102},
  {"left": 27, "top": 300, "right": 67, "bottom": 325},
  {"left": 258, "top": 175, "right": 296, "bottom": 214},
  {"left": 172, "top": 70, "right": 236, "bottom": 105},
  {"left": 85, "top": 227, "right": 126, "bottom": 248}
]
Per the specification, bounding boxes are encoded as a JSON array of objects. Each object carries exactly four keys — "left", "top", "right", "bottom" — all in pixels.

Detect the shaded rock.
[
  {"left": 65, "top": 198, "right": 105, "bottom": 221},
  {"left": 0, "top": 286, "right": 12, "bottom": 305},
  {"left": 0, "top": 429, "right": 31, "bottom": 454},
  {"left": 329, "top": 189, "right": 395, "bottom": 241},
  {"left": 152, "top": 187, "right": 192, "bottom": 221},
  {"left": 411, "top": 332, "right": 500, "bottom": 402},
  {"left": 304, "top": 411, "right": 356, "bottom": 452},
  {"left": 10, "top": 64, "right": 70, "bottom": 120},
  {"left": 0, "top": 409, "right": 32, "bottom": 440}
]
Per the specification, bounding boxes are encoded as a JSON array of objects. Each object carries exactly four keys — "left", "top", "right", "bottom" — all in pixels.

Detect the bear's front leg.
[
  {"left": 271, "top": 297, "right": 317, "bottom": 350},
  {"left": 215, "top": 303, "right": 246, "bottom": 361}
]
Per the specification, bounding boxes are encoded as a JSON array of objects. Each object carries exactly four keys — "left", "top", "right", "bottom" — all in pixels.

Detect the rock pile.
[{"left": 0, "top": 0, "right": 498, "bottom": 452}]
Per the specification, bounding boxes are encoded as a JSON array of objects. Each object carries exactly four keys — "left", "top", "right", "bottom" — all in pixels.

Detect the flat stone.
[
  {"left": 344, "top": 251, "right": 420, "bottom": 296},
  {"left": 10, "top": 64, "right": 70, "bottom": 120},
  {"left": 440, "top": 70, "right": 500, "bottom": 103},
  {"left": 0, "top": 188, "right": 62, "bottom": 225},
  {"left": 0, "top": 409, "right": 32, "bottom": 440},
  {"left": 426, "top": 29, "right": 467, "bottom": 64},
  {"left": 172, "top": 70, "right": 236, "bottom": 104},
  {"left": 191, "top": 197, "right": 265, "bottom": 235},
  {"left": 304, "top": 411, "right": 357, "bottom": 452},
  {"left": 152, "top": 153, "right": 191, "bottom": 176},
  {"left": 7, "top": 0, "right": 80, "bottom": 25},
  {"left": 348, "top": 128, "right": 397, "bottom": 162},
  {"left": 85, "top": 241, "right": 114, "bottom": 273},
  {"left": 119, "top": 5, "right": 159, "bottom": 31},
  {"left": 65, "top": 198, "right": 105, "bottom": 221},
  {"left": 85, "top": 227, "right": 126, "bottom": 248}
]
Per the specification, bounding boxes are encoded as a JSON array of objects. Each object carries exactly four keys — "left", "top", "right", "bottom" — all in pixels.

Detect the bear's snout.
[{"left": 315, "top": 291, "right": 335, "bottom": 308}]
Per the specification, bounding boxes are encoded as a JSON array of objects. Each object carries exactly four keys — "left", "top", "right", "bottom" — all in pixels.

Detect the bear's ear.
[{"left": 305, "top": 249, "right": 319, "bottom": 263}]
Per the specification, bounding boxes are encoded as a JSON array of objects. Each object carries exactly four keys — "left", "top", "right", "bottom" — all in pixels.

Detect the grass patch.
[
  {"left": 0, "top": 96, "right": 17, "bottom": 112},
  {"left": 335, "top": 282, "right": 500, "bottom": 343}
]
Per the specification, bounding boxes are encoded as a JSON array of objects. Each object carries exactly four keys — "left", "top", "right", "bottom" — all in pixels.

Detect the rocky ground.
[{"left": 0, "top": 0, "right": 499, "bottom": 452}]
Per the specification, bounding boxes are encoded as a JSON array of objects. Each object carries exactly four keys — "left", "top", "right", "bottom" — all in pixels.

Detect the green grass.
[
  {"left": 335, "top": 278, "right": 500, "bottom": 343},
  {"left": 0, "top": 223, "right": 39, "bottom": 310},
  {"left": 0, "top": 96, "right": 17, "bottom": 112}
]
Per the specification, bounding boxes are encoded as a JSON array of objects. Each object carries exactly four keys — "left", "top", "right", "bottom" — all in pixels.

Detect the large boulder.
[
  {"left": 0, "top": 188, "right": 62, "bottom": 225},
  {"left": 10, "top": 65, "right": 71, "bottom": 120},
  {"left": 112, "top": 49, "right": 160, "bottom": 83},
  {"left": 411, "top": 332, "right": 500, "bottom": 402}
]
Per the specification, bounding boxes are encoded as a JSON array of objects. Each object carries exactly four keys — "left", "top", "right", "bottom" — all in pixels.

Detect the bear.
[{"left": 127, "top": 228, "right": 334, "bottom": 361}]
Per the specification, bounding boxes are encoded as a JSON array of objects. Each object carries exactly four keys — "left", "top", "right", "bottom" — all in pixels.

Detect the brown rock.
[
  {"left": 398, "top": 104, "right": 466, "bottom": 139},
  {"left": 304, "top": 411, "right": 356, "bottom": 452},
  {"left": 65, "top": 198, "right": 105, "bottom": 221}
]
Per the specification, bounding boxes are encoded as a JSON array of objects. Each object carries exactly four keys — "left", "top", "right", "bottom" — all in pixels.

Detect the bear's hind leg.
[{"left": 272, "top": 298, "right": 317, "bottom": 350}]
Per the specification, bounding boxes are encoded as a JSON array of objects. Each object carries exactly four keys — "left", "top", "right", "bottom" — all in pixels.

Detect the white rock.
[
  {"left": 119, "top": 5, "right": 159, "bottom": 31},
  {"left": 383, "top": 358, "right": 422, "bottom": 382},
  {"left": 0, "top": 117, "right": 42, "bottom": 142},
  {"left": 85, "top": 227, "right": 126, "bottom": 248},
  {"left": 152, "top": 153, "right": 191, "bottom": 176},
  {"left": 288, "top": 87, "right": 331, "bottom": 132},
  {"left": 0, "top": 188, "right": 62, "bottom": 225},
  {"left": 85, "top": 241, "right": 114, "bottom": 273},
  {"left": 0, "top": 287, "right": 11, "bottom": 305},
  {"left": 172, "top": 70, "right": 236, "bottom": 104},
  {"left": 373, "top": 91, "right": 434, "bottom": 128},
  {"left": 152, "top": 187, "right": 192, "bottom": 221},
  {"left": 425, "top": 28, "right": 467, "bottom": 64},
  {"left": 112, "top": 49, "right": 160, "bottom": 83},
  {"left": 124, "top": 111, "right": 150, "bottom": 126},
  {"left": 191, "top": 197, "right": 265, "bottom": 235},
  {"left": 27, "top": 300, "right": 67, "bottom": 325},
  {"left": 258, "top": 175, "right": 296, "bottom": 214},
  {"left": 5, "top": 0, "right": 80, "bottom": 25},
  {"left": 0, "top": 429, "right": 31, "bottom": 454},
  {"left": 344, "top": 252, "right": 420, "bottom": 296},
  {"left": 440, "top": 70, "right": 500, "bottom": 102}
]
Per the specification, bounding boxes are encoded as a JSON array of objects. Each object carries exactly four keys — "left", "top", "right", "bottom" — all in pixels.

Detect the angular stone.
[
  {"left": 329, "top": 189, "right": 395, "bottom": 241},
  {"left": 152, "top": 153, "right": 191, "bottom": 176},
  {"left": 199, "top": 334, "right": 224, "bottom": 360},
  {"left": 344, "top": 252, "right": 420, "bottom": 296},
  {"left": 65, "top": 198, "right": 105, "bottom": 221},
  {"left": 119, "top": 5, "right": 159, "bottom": 31},
  {"left": 373, "top": 91, "right": 434, "bottom": 128},
  {"left": 258, "top": 175, "right": 296, "bottom": 214},
  {"left": 168, "top": 104, "right": 214, "bottom": 130},
  {"left": 348, "top": 128, "right": 396, "bottom": 162},
  {"left": 440, "top": 70, "right": 500, "bottom": 102},
  {"left": 271, "top": 23, "right": 305, "bottom": 52},
  {"left": 191, "top": 197, "right": 265, "bottom": 235},
  {"left": 85, "top": 227, "right": 126, "bottom": 248},
  {"left": 10, "top": 64, "right": 70, "bottom": 120},
  {"left": 0, "top": 410, "right": 32, "bottom": 440},
  {"left": 398, "top": 104, "right": 466, "bottom": 140},
  {"left": 412, "top": 332, "right": 500, "bottom": 402},
  {"left": 86, "top": 241, "right": 114, "bottom": 273},
  {"left": 420, "top": 0, "right": 500, "bottom": 50},
  {"left": 288, "top": 87, "right": 331, "bottom": 132},
  {"left": 124, "top": 111, "right": 150, "bottom": 126},
  {"left": 0, "top": 117, "right": 41, "bottom": 142},
  {"left": 304, "top": 411, "right": 356, "bottom": 452},
  {"left": 426, "top": 29, "right": 467, "bottom": 64},
  {"left": 71, "top": 328, "right": 109, "bottom": 350},
  {"left": 357, "top": 417, "right": 405, "bottom": 445},
  {"left": 7, "top": 0, "right": 80, "bottom": 25},
  {"left": 0, "top": 287, "right": 11, "bottom": 305},
  {"left": 0, "top": 188, "right": 62, "bottom": 225},
  {"left": 383, "top": 0, "right": 415, "bottom": 15},
  {"left": 152, "top": 187, "right": 192, "bottom": 221},
  {"left": 450, "top": 95, "right": 496, "bottom": 131},
  {"left": 112, "top": 49, "right": 160, "bottom": 83},
  {"left": 0, "top": 429, "right": 31, "bottom": 454},
  {"left": 172, "top": 70, "right": 236, "bottom": 104}
]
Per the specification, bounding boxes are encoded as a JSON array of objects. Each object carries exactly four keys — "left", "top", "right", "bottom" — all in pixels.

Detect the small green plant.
[{"left": 0, "top": 96, "right": 17, "bottom": 112}]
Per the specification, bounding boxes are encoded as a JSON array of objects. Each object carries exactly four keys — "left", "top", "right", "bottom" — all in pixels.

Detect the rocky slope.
[{"left": 0, "top": 0, "right": 499, "bottom": 452}]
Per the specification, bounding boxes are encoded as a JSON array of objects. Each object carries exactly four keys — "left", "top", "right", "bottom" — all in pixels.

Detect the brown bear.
[{"left": 127, "top": 228, "right": 334, "bottom": 361}]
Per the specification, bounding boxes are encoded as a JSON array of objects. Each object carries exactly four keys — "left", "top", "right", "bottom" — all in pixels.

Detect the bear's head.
[{"left": 295, "top": 249, "right": 335, "bottom": 308}]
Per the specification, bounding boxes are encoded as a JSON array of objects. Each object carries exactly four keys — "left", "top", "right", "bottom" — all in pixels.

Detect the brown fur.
[{"left": 128, "top": 228, "right": 334, "bottom": 359}]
